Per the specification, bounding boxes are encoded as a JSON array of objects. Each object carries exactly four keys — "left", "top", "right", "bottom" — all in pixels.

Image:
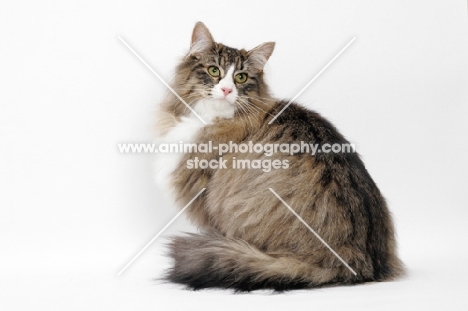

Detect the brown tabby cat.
[{"left": 154, "top": 22, "right": 403, "bottom": 291}]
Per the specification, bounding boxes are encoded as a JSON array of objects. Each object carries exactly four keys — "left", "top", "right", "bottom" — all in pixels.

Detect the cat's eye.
[
  {"left": 208, "top": 66, "right": 220, "bottom": 77},
  {"left": 235, "top": 73, "right": 248, "bottom": 84}
]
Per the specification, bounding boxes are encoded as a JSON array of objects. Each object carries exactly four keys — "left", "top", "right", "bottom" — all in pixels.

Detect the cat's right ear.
[{"left": 189, "top": 22, "right": 215, "bottom": 56}]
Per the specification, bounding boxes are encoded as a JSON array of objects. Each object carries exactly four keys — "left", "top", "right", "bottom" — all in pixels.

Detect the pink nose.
[{"left": 221, "top": 87, "right": 232, "bottom": 96}]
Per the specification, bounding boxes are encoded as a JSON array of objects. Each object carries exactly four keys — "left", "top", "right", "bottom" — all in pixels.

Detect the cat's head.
[{"left": 172, "top": 22, "right": 275, "bottom": 120}]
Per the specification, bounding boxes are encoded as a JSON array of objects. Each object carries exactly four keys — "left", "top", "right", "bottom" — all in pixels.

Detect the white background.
[{"left": 1, "top": 1, "right": 468, "bottom": 310}]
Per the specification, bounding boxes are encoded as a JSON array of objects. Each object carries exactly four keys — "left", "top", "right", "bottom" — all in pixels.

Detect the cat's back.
[
  {"left": 262, "top": 100, "right": 349, "bottom": 148},
  {"left": 209, "top": 100, "right": 403, "bottom": 281}
]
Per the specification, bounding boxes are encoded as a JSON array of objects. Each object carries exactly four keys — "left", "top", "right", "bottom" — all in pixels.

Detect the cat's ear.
[
  {"left": 189, "top": 22, "right": 215, "bottom": 56},
  {"left": 247, "top": 42, "right": 275, "bottom": 70}
]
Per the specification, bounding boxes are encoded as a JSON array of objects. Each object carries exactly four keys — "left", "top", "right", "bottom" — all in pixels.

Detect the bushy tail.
[{"left": 166, "top": 230, "right": 358, "bottom": 291}]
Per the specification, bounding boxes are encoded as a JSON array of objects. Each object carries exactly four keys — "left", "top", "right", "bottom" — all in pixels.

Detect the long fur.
[
  {"left": 157, "top": 22, "right": 404, "bottom": 291},
  {"left": 167, "top": 231, "right": 314, "bottom": 291}
]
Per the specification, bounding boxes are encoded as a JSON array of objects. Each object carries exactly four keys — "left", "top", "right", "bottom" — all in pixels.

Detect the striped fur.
[{"left": 157, "top": 22, "right": 404, "bottom": 291}]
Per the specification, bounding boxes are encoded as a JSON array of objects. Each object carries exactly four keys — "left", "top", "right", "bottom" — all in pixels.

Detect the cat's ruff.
[{"left": 154, "top": 97, "right": 234, "bottom": 194}]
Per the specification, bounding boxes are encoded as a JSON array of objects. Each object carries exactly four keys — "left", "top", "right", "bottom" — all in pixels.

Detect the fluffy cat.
[{"left": 154, "top": 22, "right": 403, "bottom": 291}]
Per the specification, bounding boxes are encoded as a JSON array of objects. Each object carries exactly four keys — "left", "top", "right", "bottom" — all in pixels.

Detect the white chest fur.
[
  {"left": 154, "top": 115, "right": 204, "bottom": 194},
  {"left": 154, "top": 98, "right": 235, "bottom": 196}
]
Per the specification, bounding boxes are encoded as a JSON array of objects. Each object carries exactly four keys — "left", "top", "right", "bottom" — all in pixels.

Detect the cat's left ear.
[
  {"left": 247, "top": 42, "right": 275, "bottom": 71},
  {"left": 189, "top": 22, "right": 215, "bottom": 56}
]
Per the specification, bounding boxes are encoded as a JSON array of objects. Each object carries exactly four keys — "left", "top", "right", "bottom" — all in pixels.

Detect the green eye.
[
  {"left": 208, "top": 66, "right": 220, "bottom": 77},
  {"left": 235, "top": 73, "right": 248, "bottom": 83}
]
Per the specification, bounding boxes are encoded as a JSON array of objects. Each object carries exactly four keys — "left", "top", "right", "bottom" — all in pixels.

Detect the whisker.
[
  {"left": 238, "top": 96, "right": 276, "bottom": 117},
  {"left": 236, "top": 100, "right": 257, "bottom": 131}
]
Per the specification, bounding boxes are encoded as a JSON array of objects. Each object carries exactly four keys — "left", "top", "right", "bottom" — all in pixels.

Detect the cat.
[{"left": 154, "top": 22, "right": 404, "bottom": 291}]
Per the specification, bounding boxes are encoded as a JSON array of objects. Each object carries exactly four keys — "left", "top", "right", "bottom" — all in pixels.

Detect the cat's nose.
[{"left": 221, "top": 87, "right": 232, "bottom": 96}]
